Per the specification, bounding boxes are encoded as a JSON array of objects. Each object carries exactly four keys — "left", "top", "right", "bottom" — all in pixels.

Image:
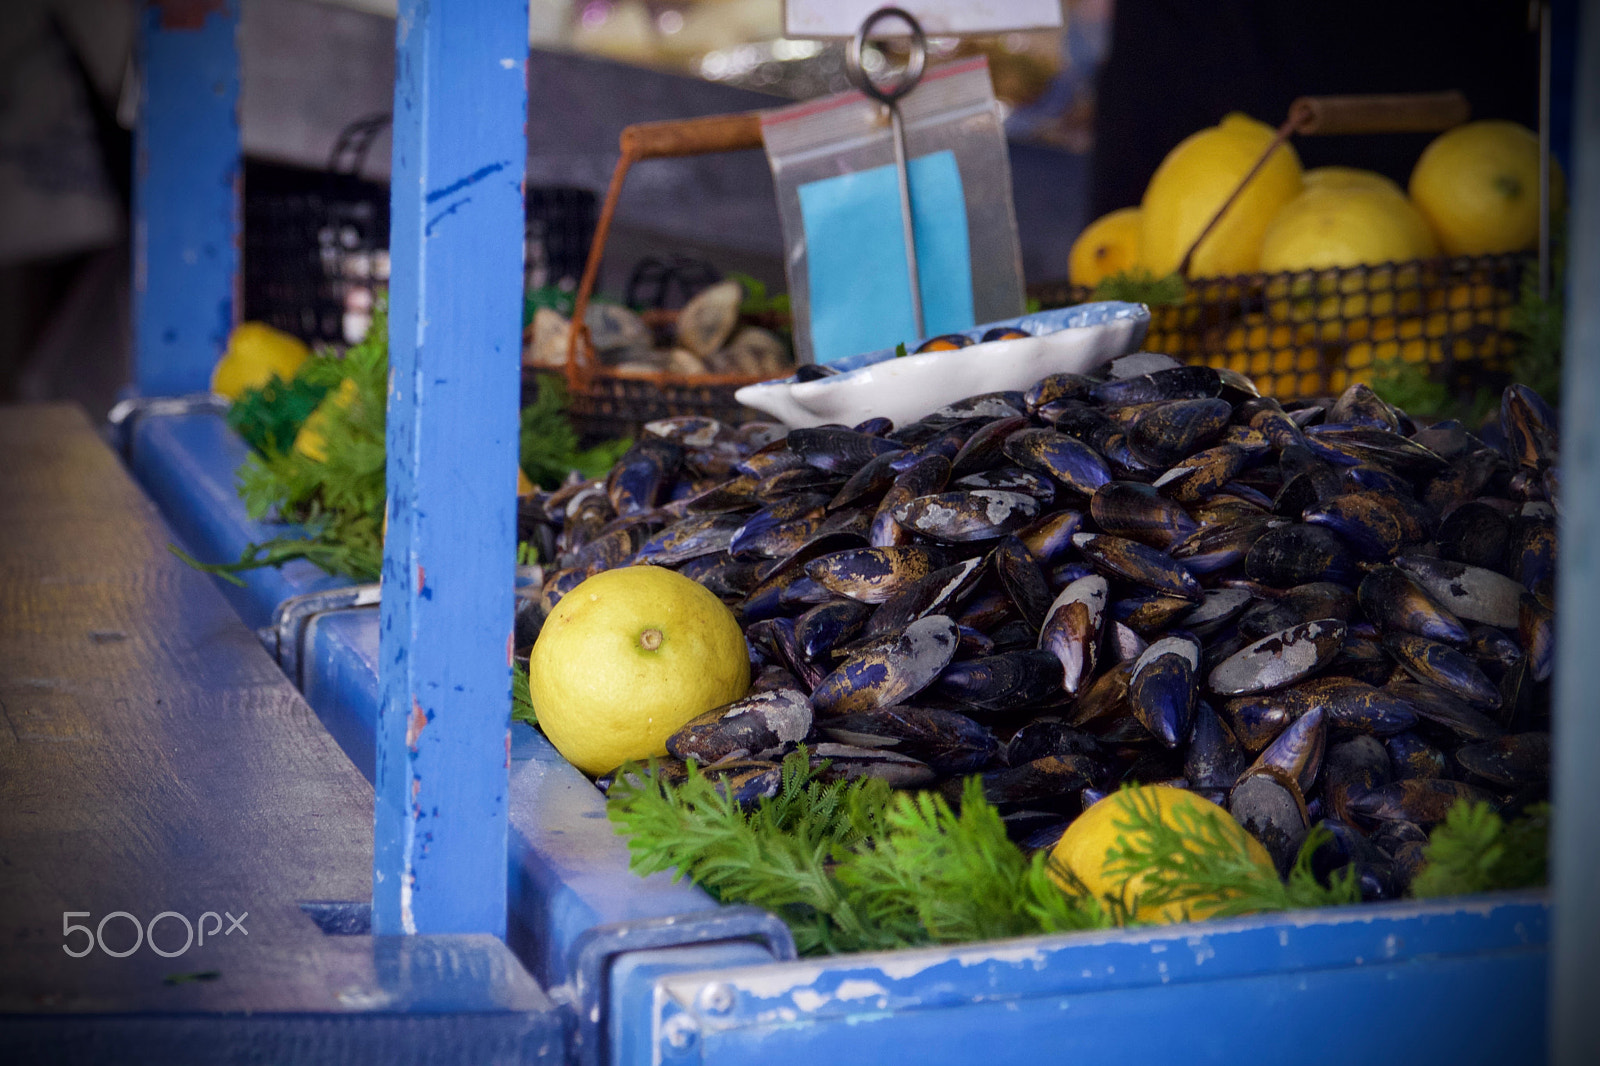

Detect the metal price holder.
[{"left": 844, "top": 6, "right": 931, "bottom": 338}]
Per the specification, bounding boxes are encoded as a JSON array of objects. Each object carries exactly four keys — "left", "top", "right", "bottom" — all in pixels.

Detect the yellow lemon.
[
  {"left": 529, "top": 565, "right": 750, "bottom": 776},
  {"left": 1261, "top": 185, "right": 1438, "bottom": 274},
  {"left": 1301, "top": 166, "right": 1404, "bottom": 196},
  {"left": 1409, "top": 120, "right": 1563, "bottom": 255},
  {"left": 211, "top": 321, "right": 310, "bottom": 400},
  {"left": 1068, "top": 206, "right": 1143, "bottom": 288},
  {"left": 1141, "top": 112, "right": 1303, "bottom": 278},
  {"left": 1051, "top": 785, "right": 1276, "bottom": 924},
  {"left": 292, "top": 377, "right": 359, "bottom": 462}
]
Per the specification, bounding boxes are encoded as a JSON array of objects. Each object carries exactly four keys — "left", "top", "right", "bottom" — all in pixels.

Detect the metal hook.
[
  {"left": 844, "top": 6, "right": 928, "bottom": 106},
  {"left": 844, "top": 7, "right": 930, "bottom": 338}
]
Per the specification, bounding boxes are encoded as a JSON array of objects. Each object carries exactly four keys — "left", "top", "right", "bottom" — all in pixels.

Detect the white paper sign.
[{"left": 785, "top": 1, "right": 1064, "bottom": 39}]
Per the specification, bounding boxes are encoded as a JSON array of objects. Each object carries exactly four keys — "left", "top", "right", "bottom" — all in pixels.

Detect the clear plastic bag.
[{"left": 761, "top": 57, "right": 1026, "bottom": 365}]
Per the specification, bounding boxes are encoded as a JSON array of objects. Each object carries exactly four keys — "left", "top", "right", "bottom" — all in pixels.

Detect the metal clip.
[
  {"left": 271, "top": 583, "right": 382, "bottom": 688},
  {"left": 566, "top": 906, "right": 796, "bottom": 1066},
  {"left": 105, "top": 392, "right": 230, "bottom": 458},
  {"left": 845, "top": 7, "right": 930, "bottom": 339}
]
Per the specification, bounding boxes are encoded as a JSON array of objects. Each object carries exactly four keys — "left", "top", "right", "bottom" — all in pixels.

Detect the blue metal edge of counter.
[
  {"left": 131, "top": 409, "right": 1553, "bottom": 1065},
  {"left": 301, "top": 598, "right": 1552, "bottom": 1066},
  {"left": 127, "top": 409, "right": 353, "bottom": 631}
]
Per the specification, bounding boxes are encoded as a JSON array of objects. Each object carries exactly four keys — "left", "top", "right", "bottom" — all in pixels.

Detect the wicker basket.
[
  {"left": 1033, "top": 253, "right": 1526, "bottom": 401},
  {"left": 564, "top": 112, "right": 777, "bottom": 436},
  {"left": 1036, "top": 92, "right": 1531, "bottom": 402}
]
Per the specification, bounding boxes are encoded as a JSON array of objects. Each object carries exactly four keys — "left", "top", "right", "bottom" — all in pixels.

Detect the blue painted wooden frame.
[
  {"left": 1551, "top": 3, "right": 1600, "bottom": 1060},
  {"left": 133, "top": 0, "right": 240, "bottom": 397},
  {"left": 376, "top": 0, "right": 530, "bottom": 938}
]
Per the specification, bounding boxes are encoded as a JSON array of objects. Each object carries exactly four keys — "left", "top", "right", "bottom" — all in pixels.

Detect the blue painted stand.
[
  {"left": 1551, "top": 1, "right": 1600, "bottom": 1059},
  {"left": 375, "top": 0, "right": 529, "bottom": 940},
  {"left": 133, "top": 0, "right": 240, "bottom": 397},
  {"left": 127, "top": 409, "right": 351, "bottom": 631}
]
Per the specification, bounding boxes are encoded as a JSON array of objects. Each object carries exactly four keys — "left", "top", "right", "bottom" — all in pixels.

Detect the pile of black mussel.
[{"left": 516, "top": 352, "right": 1558, "bottom": 899}]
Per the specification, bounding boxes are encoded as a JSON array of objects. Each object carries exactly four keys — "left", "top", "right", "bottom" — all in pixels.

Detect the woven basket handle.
[
  {"left": 566, "top": 112, "right": 766, "bottom": 388},
  {"left": 1177, "top": 91, "right": 1470, "bottom": 278}
]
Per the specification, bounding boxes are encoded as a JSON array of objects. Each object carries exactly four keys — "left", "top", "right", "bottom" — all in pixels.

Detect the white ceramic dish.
[{"left": 734, "top": 302, "right": 1152, "bottom": 428}]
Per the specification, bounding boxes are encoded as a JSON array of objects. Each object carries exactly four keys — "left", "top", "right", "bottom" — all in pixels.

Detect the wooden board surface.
[{"left": 0, "top": 405, "right": 560, "bottom": 1061}]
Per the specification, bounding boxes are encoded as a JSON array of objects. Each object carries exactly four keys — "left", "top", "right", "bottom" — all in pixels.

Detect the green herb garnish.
[
  {"left": 1410, "top": 801, "right": 1549, "bottom": 899},
  {"left": 512, "top": 659, "right": 536, "bottom": 727},
  {"left": 1091, "top": 269, "right": 1188, "bottom": 306}
]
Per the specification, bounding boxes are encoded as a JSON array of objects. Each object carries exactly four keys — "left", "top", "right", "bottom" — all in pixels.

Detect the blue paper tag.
[{"left": 798, "top": 149, "right": 974, "bottom": 364}]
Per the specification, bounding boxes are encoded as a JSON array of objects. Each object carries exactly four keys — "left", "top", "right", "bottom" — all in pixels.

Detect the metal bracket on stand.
[
  {"left": 564, "top": 906, "right": 797, "bottom": 1066},
  {"left": 270, "top": 583, "right": 382, "bottom": 687},
  {"left": 105, "top": 392, "right": 230, "bottom": 458}
]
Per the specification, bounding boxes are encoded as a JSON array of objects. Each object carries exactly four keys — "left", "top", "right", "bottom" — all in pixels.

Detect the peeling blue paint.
[{"left": 426, "top": 160, "right": 509, "bottom": 203}]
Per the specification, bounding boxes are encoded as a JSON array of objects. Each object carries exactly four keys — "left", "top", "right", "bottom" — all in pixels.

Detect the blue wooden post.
[
  {"left": 375, "top": 0, "right": 529, "bottom": 936},
  {"left": 1551, "top": 1, "right": 1600, "bottom": 1058},
  {"left": 133, "top": 0, "right": 240, "bottom": 396}
]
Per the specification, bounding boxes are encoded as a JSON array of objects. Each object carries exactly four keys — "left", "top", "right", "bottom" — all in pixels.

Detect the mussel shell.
[
  {"left": 794, "top": 598, "right": 875, "bottom": 661},
  {"left": 821, "top": 707, "right": 998, "bottom": 774},
  {"left": 829, "top": 449, "right": 910, "bottom": 509},
  {"left": 1025, "top": 372, "right": 1096, "bottom": 411},
  {"left": 950, "top": 415, "right": 1031, "bottom": 476},
  {"left": 1185, "top": 702, "right": 1248, "bottom": 790},
  {"left": 1519, "top": 592, "right": 1555, "bottom": 683},
  {"left": 1002, "top": 428, "right": 1113, "bottom": 495},
  {"left": 1112, "top": 589, "right": 1199, "bottom": 636},
  {"left": 1302, "top": 491, "right": 1428, "bottom": 560},
  {"left": 1153, "top": 443, "right": 1247, "bottom": 503},
  {"left": 639, "top": 512, "right": 752, "bottom": 566},
  {"left": 809, "top": 614, "right": 961, "bottom": 716},
  {"left": 935, "top": 649, "right": 1065, "bottom": 713},
  {"left": 1501, "top": 383, "right": 1558, "bottom": 471},
  {"left": 1295, "top": 677, "right": 1418, "bottom": 737},
  {"left": 1392, "top": 555, "right": 1524, "bottom": 629},
  {"left": 967, "top": 754, "right": 1101, "bottom": 811},
  {"left": 955, "top": 467, "right": 1057, "bottom": 501},
  {"left": 1067, "top": 659, "right": 1134, "bottom": 727},
  {"left": 1357, "top": 566, "right": 1469, "bottom": 644},
  {"left": 1208, "top": 618, "right": 1346, "bottom": 696},
  {"left": 807, "top": 546, "right": 949, "bottom": 604},
  {"left": 788, "top": 426, "right": 902, "bottom": 473},
  {"left": 809, "top": 743, "right": 938, "bottom": 788},
  {"left": 1455, "top": 732, "right": 1551, "bottom": 788},
  {"left": 1324, "top": 736, "right": 1392, "bottom": 824},
  {"left": 1018, "top": 509, "right": 1086, "bottom": 563},
  {"left": 1347, "top": 778, "right": 1495, "bottom": 827},
  {"left": 861, "top": 557, "right": 986, "bottom": 643},
  {"left": 1304, "top": 425, "right": 1448, "bottom": 475},
  {"left": 1090, "top": 365, "right": 1221, "bottom": 407},
  {"left": 1244, "top": 523, "right": 1358, "bottom": 588},
  {"left": 1385, "top": 633, "right": 1503, "bottom": 710},
  {"left": 1072, "top": 532, "right": 1204, "bottom": 602},
  {"left": 1230, "top": 774, "right": 1308, "bottom": 877},
  {"left": 1245, "top": 706, "right": 1327, "bottom": 796},
  {"left": 1386, "top": 680, "right": 1505, "bottom": 742},
  {"left": 1090, "top": 481, "right": 1198, "bottom": 549},
  {"left": 1004, "top": 716, "right": 1107, "bottom": 765},
  {"left": 607, "top": 437, "right": 684, "bottom": 515},
  {"left": 1179, "top": 587, "right": 1255, "bottom": 637},
  {"left": 1236, "top": 581, "right": 1355, "bottom": 640},
  {"left": 1511, "top": 512, "right": 1557, "bottom": 598},
  {"left": 1127, "top": 397, "right": 1232, "bottom": 467},
  {"left": 1436, "top": 500, "right": 1512, "bottom": 570},
  {"left": 1423, "top": 448, "right": 1506, "bottom": 512},
  {"left": 665, "top": 688, "right": 813, "bottom": 763},
  {"left": 1169, "top": 515, "right": 1277, "bottom": 574},
  {"left": 992, "top": 535, "right": 1053, "bottom": 631},
  {"left": 891, "top": 490, "right": 1040, "bottom": 543},
  {"left": 1328, "top": 383, "right": 1400, "bottom": 431},
  {"left": 1129, "top": 636, "right": 1200, "bottom": 748}
]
